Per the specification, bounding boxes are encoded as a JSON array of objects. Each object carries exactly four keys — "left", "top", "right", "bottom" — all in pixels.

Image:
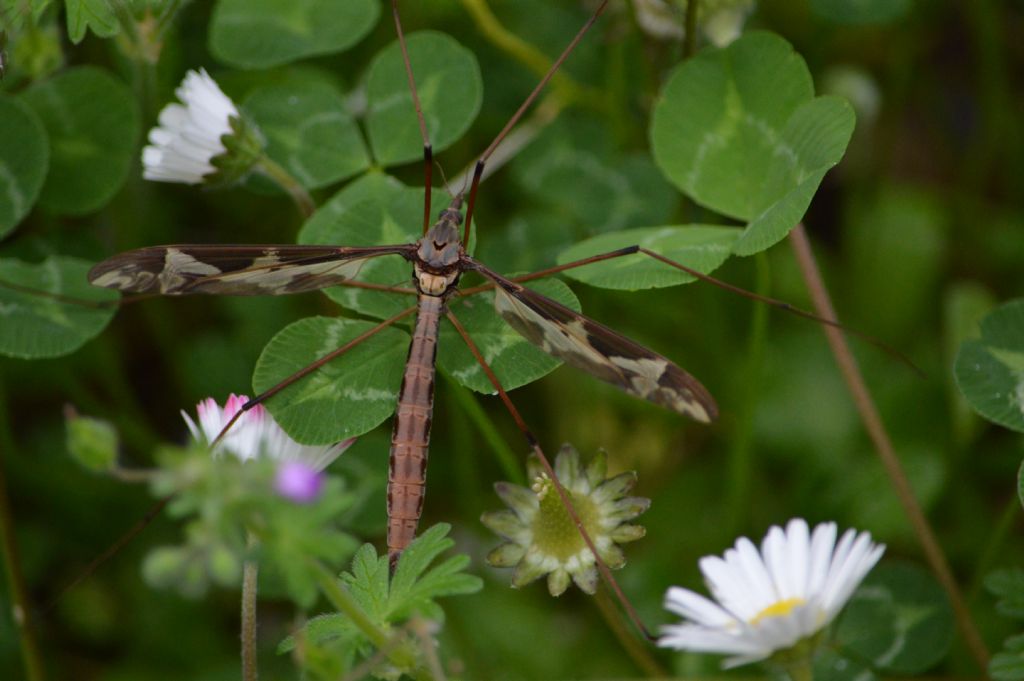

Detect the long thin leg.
[
  {"left": 462, "top": 0, "right": 610, "bottom": 246},
  {"left": 392, "top": 0, "right": 433, "bottom": 234},
  {"left": 454, "top": 245, "right": 916, "bottom": 369},
  {"left": 214, "top": 304, "right": 418, "bottom": 445},
  {"left": 43, "top": 495, "right": 173, "bottom": 616},
  {"left": 41, "top": 305, "right": 419, "bottom": 624},
  {"left": 445, "top": 308, "right": 655, "bottom": 641}
]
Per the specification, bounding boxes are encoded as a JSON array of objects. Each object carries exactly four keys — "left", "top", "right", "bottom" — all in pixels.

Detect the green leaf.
[
  {"left": 556, "top": 225, "right": 741, "bottom": 290},
  {"left": 810, "top": 0, "right": 912, "bottom": 25},
  {"left": 943, "top": 281, "right": 996, "bottom": 448},
  {"left": 252, "top": 316, "right": 408, "bottom": 444},
  {"left": 992, "top": 634, "right": 1024, "bottom": 681},
  {"left": 298, "top": 173, "right": 455, "bottom": 320},
  {"left": 242, "top": 78, "right": 370, "bottom": 189},
  {"left": 835, "top": 563, "right": 954, "bottom": 674},
  {"left": 650, "top": 31, "right": 855, "bottom": 255},
  {"left": 438, "top": 278, "right": 581, "bottom": 394},
  {"left": 814, "top": 648, "right": 878, "bottom": 681},
  {"left": 64, "top": 0, "right": 119, "bottom": 44},
  {"left": 1020, "top": 460, "right": 1024, "bottom": 512},
  {"left": 21, "top": 65, "right": 139, "bottom": 215},
  {"left": 209, "top": 0, "right": 379, "bottom": 69},
  {"left": 511, "top": 116, "right": 678, "bottom": 235},
  {"left": 388, "top": 524, "right": 482, "bottom": 621},
  {"left": 0, "top": 256, "right": 118, "bottom": 358},
  {"left": 365, "top": 31, "right": 483, "bottom": 166},
  {"left": 985, "top": 568, "right": 1024, "bottom": 619},
  {"left": 277, "top": 612, "right": 359, "bottom": 654},
  {"left": 954, "top": 299, "right": 1024, "bottom": 433},
  {"left": 65, "top": 410, "right": 118, "bottom": 472},
  {"left": 0, "top": 94, "right": 48, "bottom": 237},
  {"left": 343, "top": 542, "right": 391, "bottom": 622}
]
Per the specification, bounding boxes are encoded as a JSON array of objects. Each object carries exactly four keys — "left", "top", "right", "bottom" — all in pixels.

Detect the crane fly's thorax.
[{"left": 414, "top": 206, "right": 465, "bottom": 296}]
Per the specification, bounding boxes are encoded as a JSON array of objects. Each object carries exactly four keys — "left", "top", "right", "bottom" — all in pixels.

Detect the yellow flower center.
[{"left": 750, "top": 597, "right": 806, "bottom": 625}]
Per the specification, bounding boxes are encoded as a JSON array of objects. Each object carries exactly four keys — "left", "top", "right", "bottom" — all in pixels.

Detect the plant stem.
[
  {"left": 241, "top": 534, "right": 259, "bottom": 681},
  {"left": 459, "top": 0, "right": 597, "bottom": 107},
  {"left": 785, "top": 655, "right": 814, "bottom": 681},
  {"left": 312, "top": 561, "right": 435, "bottom": 681},
  {"left": 683, "top": 0, "right": 699, "bottom": 58},
  {"left": 444, "top": 375, "right": 525, "bottom": 486},
  {"left": 0, "top": 384, "right": 46, "bottom": 681},
  {"left": 257, "top": 156, "right": 315, "bottom": 219},
  {"left": 593, "top": 587, "right": 666, "bottom": 677},
  {"left": 726, "top": 251, "right": 769, "bottom": 534},
  {"left": 788, "top": 224, "right": 990, "bottom": 672},
  {"left": 968, "top": 492, "right": 1019, "bottom": 602}
]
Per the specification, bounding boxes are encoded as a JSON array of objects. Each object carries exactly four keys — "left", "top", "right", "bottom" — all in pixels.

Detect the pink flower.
[{"left": 182, "top": 394, "right": 354, "bottom": 501}]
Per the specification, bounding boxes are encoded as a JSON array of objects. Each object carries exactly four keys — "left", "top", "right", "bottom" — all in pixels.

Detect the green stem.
[
  {"left": 458, "top": 0, "right": 601, "bottom": 109},
  {"left": 312, "top": 561, "right": 435, "bottom": 681},
  {"left": 443, "top": 375, "right": 524, "bottom": 486},
  {"left": 0, "top": 383, "right": 46, "bottom": 681},
  {"left": 241, "top": 534, "right": 259, "bottom": 681},
  {"left": 683, "top": 0, "right": 699, "bottom": 58},
  {"left": 968, "top": 492, "right": 1019, "bottom": 602},
  {"left": 593, "top": 587, "right": 666, "bottom": 677},
  {"left": 785, "top": 655, "right": 814, "bottom": 681},
  {"left": 256, "top": 156, "right": 315, "bottom": 220},
  {"left": 725, "top": 252, "right": 769, "bottom": 534}
]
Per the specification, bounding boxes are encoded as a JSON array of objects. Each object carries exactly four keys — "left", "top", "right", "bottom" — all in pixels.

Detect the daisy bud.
[{"left": 481, "top": 445, "right": 649, "bottom": 597}]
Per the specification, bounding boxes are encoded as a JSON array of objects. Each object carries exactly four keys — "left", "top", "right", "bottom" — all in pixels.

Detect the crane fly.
[{"left": 87, "top": 0, "right": 718, "bottom": 584}]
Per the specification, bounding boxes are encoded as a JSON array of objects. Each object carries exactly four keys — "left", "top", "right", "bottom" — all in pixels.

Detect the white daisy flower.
[
  {"left": 182, "top": 394, "right": 353, "bottom": 500},
  {"left": 143, "top": 69, "right": 260, "bottom": 185},
  {"left": 659, "top": 518, "right": 885, "bottom": 668}
]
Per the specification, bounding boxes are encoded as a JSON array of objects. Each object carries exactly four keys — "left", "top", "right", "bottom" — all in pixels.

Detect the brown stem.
[
  {"left": 788, "top": 224, "right": 990, "bottom": 671},
  {"left": 242, "top": 534, "right": 259, "bottom": 681}
]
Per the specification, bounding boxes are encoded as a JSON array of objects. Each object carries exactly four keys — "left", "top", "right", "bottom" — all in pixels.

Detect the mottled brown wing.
[
  {"left": 88, "top": 244, "right": 416, "bottom": 295},
  {"left": 470, "top": 260, "right": 717, "bottom": 423}
]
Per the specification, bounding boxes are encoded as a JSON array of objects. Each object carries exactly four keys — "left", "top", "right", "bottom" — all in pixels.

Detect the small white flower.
[
  {"left": 659, "top": 518, "right": 885, "bottom": 668},
  {"left": 633, "top": 0, "right": 755, "bottom": 47},
  {"left": 181, "top": 394, "right": 353, "bottom": 473},
  {"left": 142, "top": 68, "right": 241, "bottom": 184}
]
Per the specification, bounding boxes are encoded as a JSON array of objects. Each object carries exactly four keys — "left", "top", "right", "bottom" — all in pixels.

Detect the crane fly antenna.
[
  {"left": 462, "top": 0, "right": 610, "bottom": 246},
  {"left": 392, "top": 0, "right": 433, "bottom": 235}
]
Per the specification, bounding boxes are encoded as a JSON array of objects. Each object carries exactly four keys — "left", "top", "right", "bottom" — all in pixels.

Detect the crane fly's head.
[{"left": 414, "top": 201, "right": 465, "bottom": 296}]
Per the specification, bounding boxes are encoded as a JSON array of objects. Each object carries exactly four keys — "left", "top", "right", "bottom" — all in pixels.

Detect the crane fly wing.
[
  {"left": 88, "top": 244, "right": 417, "bottom": 295},
  {"left": 469, "top": 260, "right": 718, "bottom": 423}
]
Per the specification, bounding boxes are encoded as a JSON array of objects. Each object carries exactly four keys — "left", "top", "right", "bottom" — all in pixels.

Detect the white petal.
[
  {"left": 820, "top": 533, "right": 885, "bottom": 618},
  {"left": 659, "top": 623, "right": 770, "bottom": 656},
  {"left": 143, "top": 68, "right": 238, "bottom": 185},
  {"left": 806, "top": 521, "right": 837, "bottom": 596},
  {"left": 730, "top": 537, "right": 778, "bottom": 612},
  {"left": 664, "top": 586, "right": 736, "bottom": 627}
]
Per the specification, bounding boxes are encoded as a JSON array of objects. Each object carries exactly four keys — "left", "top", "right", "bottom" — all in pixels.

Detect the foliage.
[
  {"left": 987, "top": 569, "right": 1024, "bottom": 681},
  {"left": 0, "top": 0, "right": 1020, "bottom": 679},
  {"left": 279, "top": 525, "right": 482, "bottom": 679}
]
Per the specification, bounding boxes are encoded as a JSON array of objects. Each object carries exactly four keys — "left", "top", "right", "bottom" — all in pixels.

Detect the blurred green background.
[{"left": 1, "top": 0, "right": 1023, "bottom": 678}]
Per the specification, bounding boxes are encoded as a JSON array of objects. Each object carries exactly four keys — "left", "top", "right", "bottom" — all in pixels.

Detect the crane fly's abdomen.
[{"left": 387, "top": 294, "right": 444, "bottom": 569}]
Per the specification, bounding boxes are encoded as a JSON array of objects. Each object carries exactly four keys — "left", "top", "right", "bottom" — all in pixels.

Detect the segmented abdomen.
[{"left": 387, "top": 294, "right": 443, "bottom": 568}]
